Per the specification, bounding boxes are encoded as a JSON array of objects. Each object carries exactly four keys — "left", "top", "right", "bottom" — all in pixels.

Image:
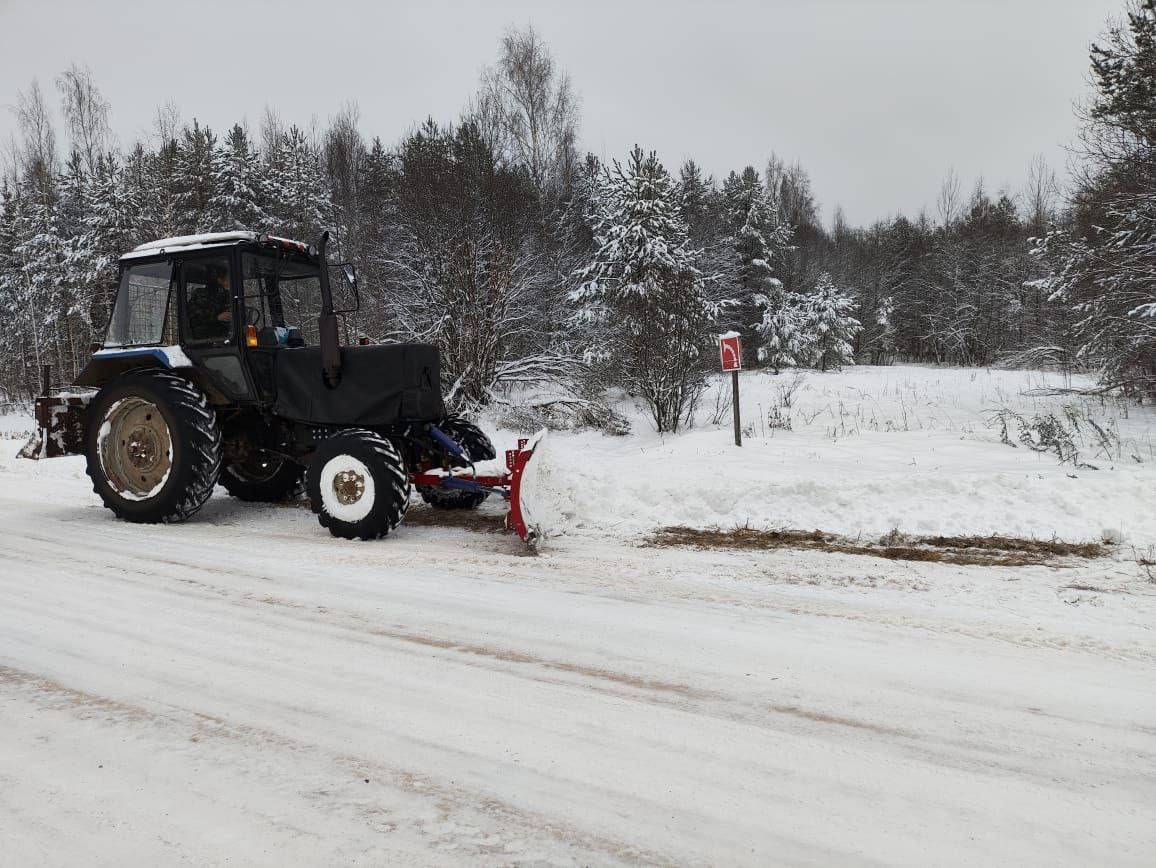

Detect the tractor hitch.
[
  {"left": 409, "top": 430, "right": 548, "bottom": 547},
  {"left": 19, "top": 364, "right": 93, "bottom": 460}
]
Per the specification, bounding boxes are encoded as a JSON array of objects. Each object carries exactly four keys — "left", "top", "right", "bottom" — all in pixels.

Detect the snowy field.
[{"left": 1, "top": 365, "right": 1154, "bottom": 865}]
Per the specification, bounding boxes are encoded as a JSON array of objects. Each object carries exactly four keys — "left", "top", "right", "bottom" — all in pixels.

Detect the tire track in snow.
[
  {"left": 4, "top": 530, "right": 1153, "bottom": 797},
  {"left": 0, "top": 664, "right": 685, "bottom": 866},
  {"left": 10, "top": 511, "right": 1154, "bottom": 666}
]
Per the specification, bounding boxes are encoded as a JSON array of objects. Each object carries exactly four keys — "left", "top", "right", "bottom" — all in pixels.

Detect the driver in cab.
[{"left": 188, "top": 262, "right": 233, "bottom": 341}]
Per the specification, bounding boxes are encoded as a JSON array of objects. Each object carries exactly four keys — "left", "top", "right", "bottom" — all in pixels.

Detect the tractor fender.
[
  {"left": 75, "top": 346, "right": 228, "bottom": 405},
  {"left": 75, "top": 346, "right": 194, "bottom": 388}
]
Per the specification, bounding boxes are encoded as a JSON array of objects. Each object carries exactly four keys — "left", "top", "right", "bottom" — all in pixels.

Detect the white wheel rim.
[{"left": 318, "top": 455, "right": 376, "bottom": 522}]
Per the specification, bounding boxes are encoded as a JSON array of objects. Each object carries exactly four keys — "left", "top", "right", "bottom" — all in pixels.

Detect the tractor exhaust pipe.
[{"left": 317, "top": 231, "right": 342, "bottom": 388}]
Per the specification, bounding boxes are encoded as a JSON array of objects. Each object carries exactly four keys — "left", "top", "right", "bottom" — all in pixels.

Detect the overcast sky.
[{"left": 0, "top": 0, "right": 1123, "bottom": 226}]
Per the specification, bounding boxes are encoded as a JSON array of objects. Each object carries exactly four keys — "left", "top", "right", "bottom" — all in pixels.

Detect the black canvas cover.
[{"left": 272, "top": 343, "right": 445, "bottom": 425}]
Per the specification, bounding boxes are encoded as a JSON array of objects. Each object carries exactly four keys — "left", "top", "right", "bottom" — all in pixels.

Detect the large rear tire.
[
  {"left": 85, "top": 369, "right": 222, "bottom": 523},
  {"left": 306, "top": 429, "right": 410, "bottom": 540},
  {"left": 418, "top": 417, "right": 496, "bottom": 510},
  {"left": 219, "top": 454, "right": 305, "bottom": 502}
]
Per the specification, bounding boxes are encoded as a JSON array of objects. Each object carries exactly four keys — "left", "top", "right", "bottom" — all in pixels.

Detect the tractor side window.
[
  {"left": 278, "top": 273, "right": 323, "bottom": 346},
  {"left": 105, "top": 261, "right": 176, "bottom": 347},
  {"left": 241, "top": 253, "right": 278, "bottom": 330},
  {"left": 184, "top": 257, "right": 234, "bottom": 344},
  {"left": 242, "top": 251, "right": 323, "bottom": 346}
]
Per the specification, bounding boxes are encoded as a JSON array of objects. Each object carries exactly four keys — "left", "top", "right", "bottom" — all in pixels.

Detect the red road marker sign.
[
  {"left": 719, "top": 333, "right": 743, "bottom": 446},
  {"left": 719, "top": 333, "right": 742, "bottom": 371}
]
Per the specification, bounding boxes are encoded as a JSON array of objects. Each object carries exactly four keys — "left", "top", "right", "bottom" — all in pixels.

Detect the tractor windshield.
[
  {"left": 105, "top": 261, "right": 177, "bottom": 347},
  {"left": 241, "top": 251, "right": 323, "bottom": 345}
]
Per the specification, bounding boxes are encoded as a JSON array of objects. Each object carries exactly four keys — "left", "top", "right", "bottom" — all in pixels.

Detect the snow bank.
[
  {"left": 492, "top": 366, "right": 1156, "bottom": 545},
  {"left": 0, "top": 411, "right": 34, "bottom": 441}
]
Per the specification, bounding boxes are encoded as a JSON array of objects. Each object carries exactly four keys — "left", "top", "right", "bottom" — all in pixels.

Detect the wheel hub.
[
  {"left": 99, "top": 397, "right": 172, "bottom": 498},
  {"left": 332, "top": 469, "right": 365, "bottom": 505},
  {"left": 126, "top": 425, "right": 162, "bottom": 471}
]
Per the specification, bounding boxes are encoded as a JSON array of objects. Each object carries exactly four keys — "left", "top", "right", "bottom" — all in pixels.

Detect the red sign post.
[
  {"left": 719, "top": 333, "right": 742, "bottom": 446},
  {"left": 719, "top": 333, "right": 742, "bottom": 372}
]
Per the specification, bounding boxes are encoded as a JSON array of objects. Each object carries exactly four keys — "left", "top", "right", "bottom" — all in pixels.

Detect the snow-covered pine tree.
[
  {"left": 54, "top": 151, "right": 98, "bottom": 377},
  {"left": 9, "top": 177, "right": 67, "bottom": 390},
  {"left": 802, "top": 272, "right": 862, "bottom": 371},
  {"left": 724, "top": 168, "right": 782, "bottom": 289},
  {"left": 755, "top": 292, "right": 809, "bottom": 373},
  {"left": 0, "top": 182, "right": 27, "bottom": 395},
  {"left": 137, "top": 136, "right": 182, "bottom": 240},
  {"left": 871, "top": 295, "right": 897, "bottom": 364},
  {"left": 722, "top": 167, "right": 792, "bottom": 366},
  {"left": 1043, "top": 0, "right": 1156, "bottom": 395},
  {"left": 677, "top": 160, "right": 713, "bottom": 243},
  {"left": 85, "top": 152, "right": 143, "bottom": 329},
  {"left": 208, "top": 124, "right": 268, "bottom": 232},
  {"left": 132, "top": 139, "right": 176, "bottom": 241},
  {"left": 56, "top": 152, "right": 89, "bottom": 239},
  {"left": 265, "top": 125, "right": 331, "bottom": 243},
  {"left": 677, "top": 160, "right": 735, "bottom": 313},
  {"left": 352, "top": 136, "right": 396, "bottom": 332},
  {"left": 554, "top": 153, "right": 601, "bottom": 259},
  {"left": 573, "top": 146, "right": 722, "bottom": 431},
  {"left": 172, "top": 120, "right": 218, "bottom": 234}
]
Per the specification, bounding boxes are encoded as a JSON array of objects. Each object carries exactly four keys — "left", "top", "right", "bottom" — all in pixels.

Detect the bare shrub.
[
  {"left": 705, "top": 379, "right": 733, "bottom": 426},
  {"left": 492, "top": 394, "right": 630, "bottom": 434},
  {"left": 776, "top": 371, "right": 806, "bottom": 408},
  {"left": 991, "top": 408, "right": 1093, "bottom": 468}
]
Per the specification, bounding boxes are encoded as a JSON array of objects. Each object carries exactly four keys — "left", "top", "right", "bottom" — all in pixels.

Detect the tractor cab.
[{"left": 79, "top": 232, "right": 337, "bottom": 402}]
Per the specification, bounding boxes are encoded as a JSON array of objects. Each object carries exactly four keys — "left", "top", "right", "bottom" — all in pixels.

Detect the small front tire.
[{"left": 306, "top": 429, "right": 410, "bottom": 540}]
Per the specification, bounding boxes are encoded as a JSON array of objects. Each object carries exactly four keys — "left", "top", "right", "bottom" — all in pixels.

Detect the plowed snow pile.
[{"left": 495, "top": 366, "right": 1156, "bottom": 545}]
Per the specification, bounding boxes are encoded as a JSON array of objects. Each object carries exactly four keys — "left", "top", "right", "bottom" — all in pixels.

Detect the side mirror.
[{"left": 332, "top": 262, "right": 361, "bottom": 315}]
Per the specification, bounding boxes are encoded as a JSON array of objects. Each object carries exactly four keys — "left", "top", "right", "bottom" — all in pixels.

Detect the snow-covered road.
[{"left": 1, "top": 452, "right": 1154, "bottom": 865}]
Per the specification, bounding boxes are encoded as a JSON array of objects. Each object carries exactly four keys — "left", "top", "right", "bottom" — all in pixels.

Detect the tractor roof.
[{"left": 120, "top": 231, "right": 313, "bottom": 262}]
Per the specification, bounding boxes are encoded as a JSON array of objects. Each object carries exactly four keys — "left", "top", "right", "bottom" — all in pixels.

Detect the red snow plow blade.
[
  {"left": 505, "top": 430, "right": 547, "bottom": 546},
  {"left": 410, "top": 430, "right": 549, "bottom": 547}
]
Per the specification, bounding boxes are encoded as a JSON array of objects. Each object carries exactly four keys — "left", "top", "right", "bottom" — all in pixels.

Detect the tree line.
[{"left": 1, "top": 6, "right": 1152, "bottom": 432}]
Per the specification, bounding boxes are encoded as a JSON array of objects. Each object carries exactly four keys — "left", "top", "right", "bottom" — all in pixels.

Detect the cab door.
[{"left": 177, "top": 251, "right": 255, "bottom": 402}]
